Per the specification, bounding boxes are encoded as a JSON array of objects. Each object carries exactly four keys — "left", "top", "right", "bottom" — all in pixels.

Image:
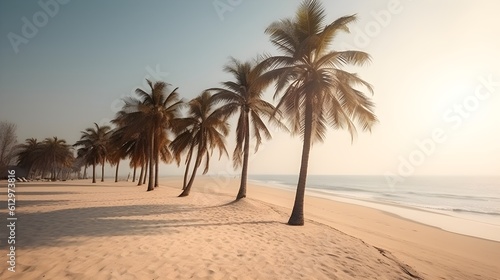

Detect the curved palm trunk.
[
  {"left": 182, "top": 143, "right": 195, "bottom": 190},
  {"left": 101, "top": 158, "right": 105, "bottom": 182},
  {"left": 288, "top": 95, "right": 313, "bottom": 226},
  {"left": 137, "top": 163, "right": 144, "bottom": 186},
  {"left": 92, "top": 163, "right": 96, "bottom": 183},
  {"left": 147, "top": 132, "right": 155, "bottom": 191},
  {"left": 114, "top": 160, "right": 120, "bottom": 182},
  {"left": 179, "top": 147, "right": 201, "bottom": 197},
  {"left": 236, "top": 111, "right": 250, "bottom": 200}
]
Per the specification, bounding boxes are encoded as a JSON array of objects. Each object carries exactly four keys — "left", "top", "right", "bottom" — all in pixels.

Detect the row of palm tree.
[
  {"left": 15, "top": 0, "right": 377, "bottom": 225},
  {"left": 16, "top": 137, "right": 75, "bottom": 180}
]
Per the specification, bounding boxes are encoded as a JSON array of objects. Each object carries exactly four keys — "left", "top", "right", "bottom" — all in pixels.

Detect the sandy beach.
[{"left": 1, "top": 177, "right": 499, "bottom": 279}]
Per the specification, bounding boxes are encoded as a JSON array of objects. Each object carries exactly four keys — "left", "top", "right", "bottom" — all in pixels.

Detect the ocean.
[{"left": 248, "top": 175, "right": 500, "bottom": 241}]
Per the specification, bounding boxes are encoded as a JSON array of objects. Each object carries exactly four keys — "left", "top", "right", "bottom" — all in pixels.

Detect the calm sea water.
[{"left": 248, "top": 175, "right": 500, "bottom": 227}]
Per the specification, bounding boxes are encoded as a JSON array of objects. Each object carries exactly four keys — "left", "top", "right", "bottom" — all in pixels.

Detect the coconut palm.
[
  {"left": 264, "top": 0, "right": 377, "bottom": 225},
  {"left": 117, "top": 79, "right": 182, "bottom": 191},
  {"left": 171, "top": 91, "right": 229, "bottom": 197},
  {"left": 74, "top": 123, "right": 111, "bottom": 183},
  {"left": 210, "top": 57, "right": 283, "bottom": 200}
]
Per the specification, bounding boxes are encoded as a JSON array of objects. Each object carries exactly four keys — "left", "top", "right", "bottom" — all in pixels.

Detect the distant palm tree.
[
  {"left": 111, "top": 110, "right": 148, "bottom": 186},
  {"left": 170, "top": 119, "right": 195, "bottom": 190},
  {"left": 16, "top": 138, "right": 41, "bottom": 179},
  {"left": 117, "top": 79, "right": 182, "bottom": 191},
  {"left": 130, "top": 134, "right": 149, "bottom": 186},
  {"left": 108, "top": 127, "right": 130, "bottom": 183},
  {"left": 210, "top": 57, "right": 282, "bottom": 200},
  {"left": 171, "top": 91, "right": 229, "bottom": 197},
  {"left": 108, "top": 144, "right": 124, "bottom": 183},
  {"left": 37, "top": 137, "right": 74, "bottom": 181},
  {"left": 264, "top": 0, "right": 377, "bottom": 225},
  {"left": 74, "top": 123, "right": 111, "bottom": 183},
  {"left": 75, "top": 146, "right": 89, "bottom": 179}
]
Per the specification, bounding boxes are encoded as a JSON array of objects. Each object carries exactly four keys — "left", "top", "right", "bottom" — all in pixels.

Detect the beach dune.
[{"left": 1, "top": 177, "right": 498, "bottom": 279}]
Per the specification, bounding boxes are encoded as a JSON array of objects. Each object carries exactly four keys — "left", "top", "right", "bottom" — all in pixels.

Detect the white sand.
[{"left": 0, "top": 177, "right": 498, "bottom": 279}]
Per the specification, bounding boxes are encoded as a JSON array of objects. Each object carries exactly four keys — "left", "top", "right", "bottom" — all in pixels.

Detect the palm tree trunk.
[
  {"left": 56, "top": 168, "right": 62, "bottom": 181},
  {"left": 114, "top": 160, "right": 120, "bottom": 182},
  {"left": 137, "top": 163, "right": 144, "bottom": 186},
  {"left": 52, "top": 154, "right": 56, "bottom": 181},
  {"left": 179, "top": 147, "right": 201, "bottom": 197},
  {"left": 143, "top": 160, "right": 148, "bottom": 185},
  {"left": 236, "top": 111, "right": 250, "bottom": 200},
  {"left": 288, "top": 96, "right": 313, "bottom": 226},
  {"left": 147, "top": 132, "right": 155, "bottom": 191},
  {"left": 92, "top": 163, "right": 96, "bottom": 183},
  {"left": 154, "top": 139, "right": 159, "bottom": 188},
  {"left": 83, "top": 164, "right": 87, "bottom": 179},
  {"left": 132, "top": 165, "right": 137, "bottom": 182},
  {"left": 101, "top": 158, "right": 105, "bottom": 182},
  {"left": 182, "top": 144, "right": 195, "bottom": 190}
]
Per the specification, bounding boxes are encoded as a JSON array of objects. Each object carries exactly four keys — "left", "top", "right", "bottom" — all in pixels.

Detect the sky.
[{"left": 0, "top": 0, "right": 499, "bottom": 177}]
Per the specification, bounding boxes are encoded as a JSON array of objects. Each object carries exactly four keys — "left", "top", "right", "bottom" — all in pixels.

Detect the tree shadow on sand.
[{"left": 0, "top": 203, "right": 281, "bottom": 249}]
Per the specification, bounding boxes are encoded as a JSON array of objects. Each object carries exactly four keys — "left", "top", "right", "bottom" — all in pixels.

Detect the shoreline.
[{"left": 246, "top": 177, "right": 500, "bottom": 242}]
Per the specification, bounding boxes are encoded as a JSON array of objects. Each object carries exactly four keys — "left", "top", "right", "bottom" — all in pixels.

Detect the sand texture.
[{"left": 0, "top": 177, "right": 498, "bottom": 279}]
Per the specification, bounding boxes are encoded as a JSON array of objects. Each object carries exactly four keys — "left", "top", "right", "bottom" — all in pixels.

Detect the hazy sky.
[{"left": 1, "top": 0, "right": 499, "bottom": 177}]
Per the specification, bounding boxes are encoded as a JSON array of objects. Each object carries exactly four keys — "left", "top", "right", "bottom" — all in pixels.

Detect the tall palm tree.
[
  {"left": 171, "top": 91, "right": 229, "bottom": 197},
  {"left": 264, "top": 0, "right": 377, "bottom": 225},
  {"left": 74, "top": 123, "right": 111, "bottom": 183},
  {"left": 118, "top": 79, "right": 182, "bottom": 191},
  {"left": 210, "top": 57, "right": 282, "bottom": 200}
]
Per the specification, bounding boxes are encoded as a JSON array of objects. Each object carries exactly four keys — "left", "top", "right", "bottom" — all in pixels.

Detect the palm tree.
[
  {"left": 171, "top": 91, "right": 229, "bottom": 197},
  {"left": 210, "top": 57, "right": 282, "bottom": 200},
  {"left": 117, "top": 79, "right": 182, "bottom": 191},
  {"left": 264, "top": 0, "right": 377, "bottom": 225},
  {"left": 74, "top": 123, "right": 111, "bottom": 183}
]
